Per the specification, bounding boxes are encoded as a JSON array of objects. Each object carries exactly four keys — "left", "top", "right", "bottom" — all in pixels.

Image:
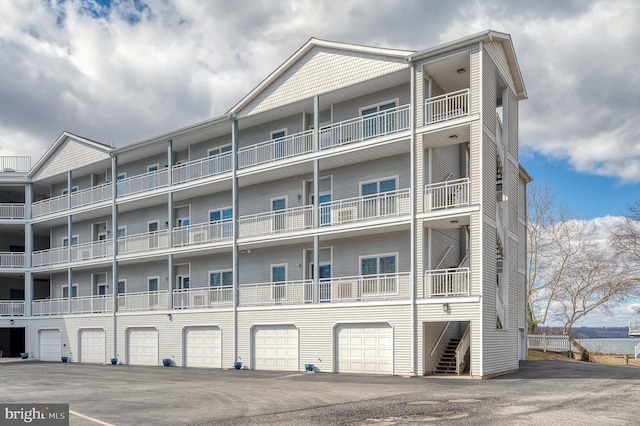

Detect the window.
[
  {"left": 147, "top": 164, "right": 159, "bottom": 190},
  {"left": 176, "top": 217, "right": 190, "bottom": 228},
  {"left": 271, "top": 264, "right": 287, "bottom": 302},
  {"left": 148, "top": 221, "right": 159, "bottom": 232},
  {"left": 148, "top": 277, "right": 159, "bottom": 308},
  {"left": 61, "top": 186, "right": 79, "bottom": 195},
  {"left": 361, "top": 178, "right": 398, "bottom": 218},
  {"left": 360, "top": 254, "right": 397, "bottom": 295},
  {"left": 176, "top": 275, "right": 190, "bottom": 290},
  {"left": 271, "top": 129, "right": 287, "bottom": 159},
  {"left": 148, "top": 277, "right": 159, "bottom": 292},
  {"left": 312, "top": 193, "right": 332, "bottom": 226},
  {"left": 117, "top": 280, "right": 126, "bottom": 295},
  {"left": 210, "top": 271, "right": 233, "bottom": 287},
  {"left": 97, "top": 283, "right": 107, "bottom": 296},
  {"left": 116, "top": 172, "right": 126, "bottom": 196},
  {"left": 208, "top": 145, "right": 232, "bottom": 157},
  {"left": 272, "top": 197, "right": 286, "bottom": 231},
  {"left": 62, "top": 235, "right": 79, "bottom": 247},
  {"left": 117, "top": 227, "right": 126, "bottom": 253},
  {"left": 210, "top": 208, "right": 233, "bottom": 238},
  {"left": 360, "top": 100, "right": 397, "bottom": 138},
  {"left": 147, "top": 164, "right": 159, "bottom": 172},
  {"left": 62, "top": 284, "right": 78, "bottom": 298}
]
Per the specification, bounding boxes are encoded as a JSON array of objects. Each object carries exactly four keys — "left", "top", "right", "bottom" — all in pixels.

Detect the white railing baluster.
[
  {"left": 117, "top": 290, "right": 169, "bottom": 312},
  {"left": 32, "top": 298, "right": 69, "bottom": 316},
  {"left": 0, "top": 252, "right": 25, "bottom": 268},
  {"left": 172, "top": 222, "right": 233, "bottom": 247},
  {"left": 116, "top": 168, "right": 169, "bottom": 197},
  {"left": 238, "top": 205, "right": 314, "bottom": 238},
  {"left": 172, "top": 286, "right": 234, "bottom": 310},
  {"left": 423, "top": 268, "right": 470, "bottom": 297},
  {"left": 424, "top": 178, "right": 470, "bottom": 211},
  {"left": 424, "top": 89, "right": 470, "bottom": 125},
  {"left": 238, "top": 130, "right": 313, "bottom": 169},
  {"left": 323, "top": 189, "right": 411, "bottom": 226},
  {"left": 0, "top": 156, "right": 31, "bottom": 172},
  {"left": 118, "top": 230, "right": 169, "bottom": 255},
  {"left": 0, "top": 300, "right": 25, "bottom": 316},
  {"left": 0, "top": 203, "right": 25, "bottom": 219},
  {"left": 172, "top": 152, "right": 232, "bottom": 185}
]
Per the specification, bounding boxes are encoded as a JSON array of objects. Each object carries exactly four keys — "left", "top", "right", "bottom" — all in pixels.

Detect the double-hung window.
[
  {"left": 62, "top": 284, "right": 78, "bottom": 299},
  {"left": 210, "top": 208, "right": 233, "bottom": 239},
  {"left": 361, "top": 254, "right": 397, "bottom": 295},
  {"left": 361, "top": 178, "right": 397, "bottom": 218},
  {"left": 361, "top": 101, "right": 396, "bottom": 139},
  {"left": 210, "top": 270, "right": 233, "bottom": 303},
  {"left": 271, "top": 129, "right": 287, "bottom": 160}
]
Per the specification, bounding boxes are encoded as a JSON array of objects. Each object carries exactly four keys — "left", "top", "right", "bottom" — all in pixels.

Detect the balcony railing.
[
  {"left": 172, "top": 152, "right": 232, "bottom": 185},
  {"left": 238, "top": 205, "right": 313, "bottom": 238},
  {"left": 117, "top": 168, "right": 169, "bottom": 197},
  {"left": 172, "top": 222, "right": 233, "bottom": 248},
  {"left": 423, "top": 268, "right": 470, "bottom": 297},
  {"left": 322, "top": 189, "right": 411, "bottom": 226},
  {"left": 70, "top": 183, "right": 112, "bottom": 209},
  {"left": 71, "top": 240, "right": 113, "bottom": 262},
  {"left": 71, "top": 295, "right": 113, "bottom": 314},
  {"left": 32, "top": 298, "right": 69, "bottom": 316},
  {"left": 0, "top": 203, "right": 25, "bottom": 219},
  {"left": 238, "top": 130, "right": 313, "bottom": 169},
  {"left": 32, "top": 194, "right": 69, "bottom": 217},
  {"left": 319, "top": 104, "right": 410, "bottom": 150},
  {"left": 0, "top": 156, "right": 31, "bottom": 172},
  {"left": 173, "top": 286, "right": 234, "bottom": 310},
  {"left": 0, "top": 300, "right": 25, "bottom": 316},
  {"left": 424, "top": 178, "right": 470, "bottom": 211},
  {"left": 424, "top": 89, "right": 469, "bottom": 125},
  {"left": 32, "top": 247, "right": 69, "bottom": 267},
  {"left": 118, "top": 230, "right": 169, "bottom": 255},
  {"left": 319, "top": 273, "right": 411, "bottom": 302},
  {"left": 239, "top": 280, "right": 313, "bottom": 306},
  {"left": 117, "top": 290, "right": 169, "bottom": 312},
  {"left": 0, "top": 252, "right": 25, "bottom": 268}
]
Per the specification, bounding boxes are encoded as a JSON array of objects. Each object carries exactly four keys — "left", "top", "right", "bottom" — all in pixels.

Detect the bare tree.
[
  {"left": 528, "top": 185, "right": 639, "bottom": 335},
  {"left": 610, "top": 200, "right": 640, "bottom": 273}
]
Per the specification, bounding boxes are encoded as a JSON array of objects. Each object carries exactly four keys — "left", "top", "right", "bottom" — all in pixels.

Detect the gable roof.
[
  {"left": 29, "top": 131, "right": 112, "bottom": 180},
  {"left": 229, "top": 38, "right": 414, "bottom": 117}
]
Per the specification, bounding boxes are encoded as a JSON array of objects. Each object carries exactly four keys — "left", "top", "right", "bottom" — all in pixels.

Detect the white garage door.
[
  {"left": 80, "top": 329, "right": 106, "bottom": 364},
  {"left": 253, "top": 325, "right": 298, "bottom": 371},
  {"left": 128, "top": 328, "right": 158, "bottom": 366},
  {"left": 336, "top": 324, "right": 393, "bottom": 374},
  {"left": 184, "top": 327, "right": 222, "bottom": 368},
  {"left": 39, "top": 329, "right": 61, "bottom": 362}
]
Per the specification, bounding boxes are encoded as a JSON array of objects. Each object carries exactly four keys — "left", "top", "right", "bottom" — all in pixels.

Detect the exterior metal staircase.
[{"left": 435, "top": 337, "right": 461, "bottom": 374}]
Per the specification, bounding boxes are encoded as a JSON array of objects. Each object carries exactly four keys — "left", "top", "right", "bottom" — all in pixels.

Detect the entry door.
[
  {"left": 272, "top": 198, "right": 286, "bottom": 231},
  {"left": 311, "top": 193, "right": 332, "bottom": 226},
  {"left": 177, "top": 275, "right": 190, "bottom": 290}
]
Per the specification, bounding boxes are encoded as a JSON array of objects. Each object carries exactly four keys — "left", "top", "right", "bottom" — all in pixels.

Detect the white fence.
[
  {"left": 0, "top": 252, "right": 25, "bottom": 268},
  {"left": 423, "top": 268, "right": 470, "bottom": 297},
  {"left": 319, "top": 104, "right": 410, "bottom": 149},
  {"left": 0, "top": 301, "right": 25, "bottom": 316},
  {"left": 118, "top": 230, "right": 169, "bottom": 254},
  {"left": 71, "top": 295, "right": 113, "bottom": 314},
  {"left": 32, "top": 194, "right": 69, "bottom": 217},
  {"left": 0, "top": 203, "right": 25, "bottom": 219},
  {"left": 117, "top": 168, "right": 169, "bottom": 197},
  {"left": 172, "top": 222, "right": 233, "bottom": 247},
  {"left": 172, "top": 152, "right": 232, "bottom": 184},
  {"left": 323, "top": 189, "right": 411, "bottom": 226},
  {"left": 70, "top": 183, "right": 112, "bottom": 208},
  {"left": 424, "top": 89, "right": 470, "bottom": 125},
  {"left": 527, "top": 334, "right": 572, "bottom": 353},
  {"left": 238, "top": 205, "right": 313, "bottom": 238},
  {"left": 32, "top": 298, "right": 69, "bottom": 316},
  {"left": 238, "top": 130, "right": 313, "bottom": 169},
  {"left": 424, "top": 178, "right": 470, "bottom": 211},
  {"left": 117, "top": 290, "right": 169, "bottom": 312},
  {"left": 32, "top": 247, "right": 69, "bottom": 267},
  {"left": 239, "top": 280, "right": 312, "bottom": 306},
  {"left": 173, "top": 287, "right": 234, "bottom": 310},
  {"left": 318, "top": 273, "right": 411, "bottom": 302},
  {"left": 0, "top": 156, "right": 31, "bottom": 172}
]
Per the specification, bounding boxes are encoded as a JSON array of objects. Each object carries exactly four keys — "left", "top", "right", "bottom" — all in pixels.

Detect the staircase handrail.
[
  {"left": 455, "top": 323, "right": 471, "bottom": 375},
  {"left": 435, "top": 246, "right": 454, "bottom": 270},
  {"left": 430, "top": 321, "right": 450, "bottom": 356}
]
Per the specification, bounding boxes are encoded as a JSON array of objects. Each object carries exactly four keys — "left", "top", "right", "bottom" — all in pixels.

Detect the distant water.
[{"left": 576, "top": 338, "right": 640, "bottom": 354}]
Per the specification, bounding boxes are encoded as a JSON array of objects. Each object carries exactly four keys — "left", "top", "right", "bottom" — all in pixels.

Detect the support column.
[
  {"left": 24, "top": 183, "right": 33, "bottom": 316},
  {"left": 409, "top": 58, "right": 417, "bottom": 376},
  {"left": 231, "top": 117, "right": 239, "bottom": 363},
  {"left": 111, "top": 155, "right": 119, "bottom": 359},
  {"left": 67, "top": 170, "right": 73, "bottom": 314},
  {"left": 312, "top": 96, "right": 320, "bottom": 303},
  {"left": 167, "top": 139, "right": 175, "bottom": 310}
]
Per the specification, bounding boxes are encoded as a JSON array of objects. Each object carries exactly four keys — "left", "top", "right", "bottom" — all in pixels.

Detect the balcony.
[
  {"left": 32, "top": 194, "right": 68, "bottom": 217},
  {"left": 32, "top": 240, "right": 113, "bottom": 267},
  {"left": 0, "top": 156, "right": 31, "bottom": 172},
  {"left": 318, "top": 273, "right": 411, "bottom": 302},
  {"left": 32, "top": 298, "right": 69, "bottom": 316},
  {"left": 0, "top": 203, "right": 25, "bottom": 219},
  {"left": 0, "top": 300, "right": 25, "bottom": 316},
  {"left": 424, "top": 178, "right": 470, "bottom": 212},
  {"left": 322, "top": 189, "right": 411, "bottom": 226},
  {"left": 71, "top": 295, "right": 113, "bottom": 314},
  {"left": 238, "top": 205, "right": 313, "bottom": 238},
  {"left": 239, "top": 280, "right": 312, "bottom": 306},
  {"left": 117, "top": 169, "right": 169, "bottom": 197},
  {"left": 0, "top": 252, "right": 25, "bottom": 269},
  {"left": 172, "top": 222, "right": 233, "bottom": 248},
  {"left": 172, "top": 152, "right": 232, "bottom": 185},
  {"left": 173, "top": 286, "right": 233, "bottom": 310},
  {"left": 69, "top": 183, "right": 112, "bottom": 209},
  {"left": 117, "top": 290, "right": 169, "bottom": 312},
  {"left": 423, "top": 268, "right": 470, "bottom": 297},
  {"left": 118, "top": 230, "right": 169, "bottom": 255},
  {"left": 238, "top": 130, "right": 313, "bottom": 169},
  {"left": 424, "top": 89, "right": 469, "bottom": 125},
  {"left": 319, "top": 104, "right": 410, "bottom": 149}
]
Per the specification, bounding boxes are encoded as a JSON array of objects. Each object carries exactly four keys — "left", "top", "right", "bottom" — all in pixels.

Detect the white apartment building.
[{"left": 0, "top": 30, "right": 529, "bottom": 378}]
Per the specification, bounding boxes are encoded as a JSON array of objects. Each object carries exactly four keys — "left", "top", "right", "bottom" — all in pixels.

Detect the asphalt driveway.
[{"left": 0, "top": 359, "right": 638, "bottom": 425}]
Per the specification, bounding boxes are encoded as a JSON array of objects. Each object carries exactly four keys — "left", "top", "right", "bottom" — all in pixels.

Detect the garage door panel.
[
  {"left": 185, "top": 327, "right": 221, "bottom": 368},
  {"left": 39, "top": 330, "right": 61, "bottom": 362},
  {"left": 128, "top": 328, "right": 158, "bottom": 366},
  {"left": 253, "top": 325, "right": 298, "bottom": 371},
  {"left": 80, "top": 330, "right": 106, "bottom": 363},
  {"left": 336, "top": 324, "right": 392, "bottom": 375}
]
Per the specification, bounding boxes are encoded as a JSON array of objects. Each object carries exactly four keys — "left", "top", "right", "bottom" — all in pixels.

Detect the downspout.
[
  {"left": 110, "top": 154, "right": 118, "bottom": 360},
  {"left": 409, "top": 57, "right": 417, "bottom": 376},
  {"left": 313, "top": 96, "right": 320, "bottom": 303},
  {"left": 231, "top": 115, "right": 239, "bottom": 364}
]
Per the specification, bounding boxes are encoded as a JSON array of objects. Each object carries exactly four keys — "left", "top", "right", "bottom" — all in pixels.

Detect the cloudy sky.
[{"left": 1, "top": 0, "right": 639, "bottom": 326}]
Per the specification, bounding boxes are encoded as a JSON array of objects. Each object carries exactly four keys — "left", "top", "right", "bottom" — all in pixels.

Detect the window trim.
[
  {"left": 62, "top": 283, "right": 79, "bottom": 298},
  {"left": 270, "top": 128, "right": 288, "bottom": 140},
  {"left": 359, "top": 176, "right": 399, "bottom": 197},
  {"left": 147, "top": 220, "right": 160, "bottom": 233},
  {"left": 62, "top": 235, "right": 79, "bottom": 247},
  {"left": 271, "top": 196, "right": 287, "bottom": 210},
  {"left": 358, "top": 253, "right": 399, "bottom": 275},
  {"left": 147, "top": 163, "right": 160, "bottom": 173},
  {"left": 147, "top": 276, "right": 160, "bottom": 292},
  {"left": 270, "top": 263, "right": 288, "bottom": 282},
  {"left": 209, "top": 270, "right": 233, "bottom": 287},
  {"left": 207, "top": 144, "right": 232, "bottom": 157},
  {"left": 116, "top": 226, "right": 126, "bottom": 238},
  {"left": 208, "top": 207, "right": 233, "bottom": 222},
  {"left": 358, "top": 98, "right": 400, "bottom": 117},
  {"left": 117, "top": 279, "right": 127, "bottom": 294},
  {"left": 61, "top": 185, "right": 79, "bottom": 195}
]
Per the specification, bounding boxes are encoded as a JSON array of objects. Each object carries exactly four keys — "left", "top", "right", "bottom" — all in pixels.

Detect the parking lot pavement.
[{"left": 1, "top": 360, "right": 639, "bottom": 425}]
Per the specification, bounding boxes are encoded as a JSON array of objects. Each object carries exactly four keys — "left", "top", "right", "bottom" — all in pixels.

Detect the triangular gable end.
[
  {"left": 31, "top": 133, "right": 111, "bottom": 181},
  {"left": 233, "top": 40, "right": 413, "bottom": 118}
]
